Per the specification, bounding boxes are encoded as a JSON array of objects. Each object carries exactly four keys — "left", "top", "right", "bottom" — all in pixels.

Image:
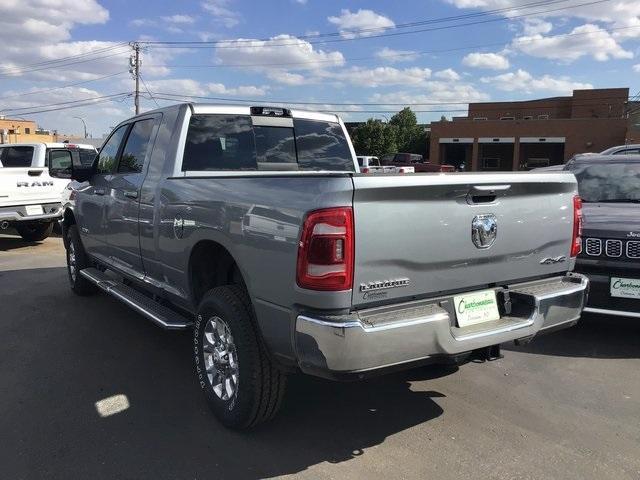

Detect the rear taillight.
[
  {"left": 361, "top": 167, "right": 370, "bottom": 174},
  {"left": 296, "top": 207, "right": 354, "bottom": 291},
  {"left": 571, "top": 195, "right": 583, "bottom": 257}
]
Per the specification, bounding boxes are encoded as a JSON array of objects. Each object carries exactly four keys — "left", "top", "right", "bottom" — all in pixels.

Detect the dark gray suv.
[{"left": 564, "top": 155, "right": 640, "bottom": 318}]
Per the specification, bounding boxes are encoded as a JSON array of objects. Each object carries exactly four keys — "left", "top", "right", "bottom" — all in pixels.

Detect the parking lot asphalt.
[{"left": 1, "top": 233, "right": 639, "bottom": 480}]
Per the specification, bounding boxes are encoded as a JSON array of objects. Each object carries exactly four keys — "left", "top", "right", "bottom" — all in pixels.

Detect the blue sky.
[{"left": 1, "top": 0, "right": 639, "bottom": 137}]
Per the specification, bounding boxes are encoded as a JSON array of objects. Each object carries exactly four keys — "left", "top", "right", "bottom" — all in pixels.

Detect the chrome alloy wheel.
[
  {"left": 67, "top": 240, "right": 77, "bottom": 282},
  {"left": 203, "top": 316, "right": 239, "bottom": 401}
]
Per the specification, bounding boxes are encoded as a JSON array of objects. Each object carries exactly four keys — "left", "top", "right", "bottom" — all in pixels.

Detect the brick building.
[
  {"left": 0, "top": 116, "right": 73, "bottom": 144},
  {"left": 430, "top": 88, "right": 632, "bottom": 171}
]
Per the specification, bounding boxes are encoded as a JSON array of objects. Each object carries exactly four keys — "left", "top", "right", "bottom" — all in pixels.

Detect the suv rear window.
[
  {"left": 0, "top": 146, "right": 34, "bottom": 167},
  {"left": 182, "top": 114, "right": 354, "bottom": 172}
]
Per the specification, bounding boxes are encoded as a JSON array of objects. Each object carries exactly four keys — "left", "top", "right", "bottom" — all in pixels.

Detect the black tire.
[
  {"left": 194, "top": 285, "right": 286, "bottom": 429},
  {"left": 65, "top": 224, "right": 97, "bottom": 296},
  {"left": 16, "top": 221, "right": 54, "bottom": 242}
]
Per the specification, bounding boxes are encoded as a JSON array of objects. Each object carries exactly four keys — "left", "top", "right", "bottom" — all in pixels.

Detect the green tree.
[
  {"left": 389, "top": 107, "right": 422, "bottom": 152},
  {"left": 351, "top": 119, "right": 397, "bottom": 158}
]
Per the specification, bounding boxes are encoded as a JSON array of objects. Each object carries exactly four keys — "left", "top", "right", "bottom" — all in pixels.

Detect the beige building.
[{"left": 0, "top": 117, "right": 73, "bottom": 144}]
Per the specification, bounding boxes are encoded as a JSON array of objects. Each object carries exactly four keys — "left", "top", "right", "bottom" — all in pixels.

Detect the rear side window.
[
  {"left": 48, "top": 150, "right": 72, "bottom": 170},
  {"left": 294, "top": 119, "right": 354, "bottom": 171},
  {"left": 118, "top": 119, "right": 154, "bottom": 173},
  {"left": 0, "top": 146, "right": 34, "bottom": 167},
  {"left": 183, "top": 115, "right": 256, "bottom": 171}
]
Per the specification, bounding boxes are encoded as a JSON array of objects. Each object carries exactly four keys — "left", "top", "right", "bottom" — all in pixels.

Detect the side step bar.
[{"left": 80, "top": 268, "right": 193, "bottom": 330}]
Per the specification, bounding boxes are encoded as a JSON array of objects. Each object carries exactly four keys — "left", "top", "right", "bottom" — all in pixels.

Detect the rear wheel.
[
  {"left": 16, "top": 221, "right": 54, "bottom": 242},
  {"left": 194, "top": 285, "right": 286, "bottom": 429},
  {"left": 65, "top": 224, "right": 97, "bottom": 296}
]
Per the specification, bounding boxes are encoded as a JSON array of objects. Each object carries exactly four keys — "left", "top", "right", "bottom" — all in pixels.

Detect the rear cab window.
[
  {"left": 181, "top": 113, "right": 355, "bottom": 172},
  {"left": 0, "top": 146, "right": 34, "bottom": 167}
]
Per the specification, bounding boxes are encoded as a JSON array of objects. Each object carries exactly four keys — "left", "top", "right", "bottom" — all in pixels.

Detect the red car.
[{"left": 380, "top": 153, "right": 455, "bottom": 172}]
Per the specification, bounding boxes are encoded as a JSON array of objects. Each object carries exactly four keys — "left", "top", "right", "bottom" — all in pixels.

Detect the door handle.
[
  {"left": 123, "top": 190, "right": 138, "bottom": 199},
  {"left": 94, "top": 188, "right": 105, "bottom": 196}
]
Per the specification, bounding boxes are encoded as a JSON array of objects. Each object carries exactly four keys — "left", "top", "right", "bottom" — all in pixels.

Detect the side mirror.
[
  {"left": 49, "top": 153, "right": 72, "bottom": 179},
  {"left": 71, "top": 156, "right": 97, "bottom": 182}
]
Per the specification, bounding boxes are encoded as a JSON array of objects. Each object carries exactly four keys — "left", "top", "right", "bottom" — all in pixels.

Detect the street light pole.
[{"left": 73, "top": 116, "right": 87, "bottom": 138}]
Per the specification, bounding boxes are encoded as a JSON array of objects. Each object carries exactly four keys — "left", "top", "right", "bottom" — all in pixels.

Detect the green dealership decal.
[{"left": 458, "top": 298, "right": 494, "bottom": 314}]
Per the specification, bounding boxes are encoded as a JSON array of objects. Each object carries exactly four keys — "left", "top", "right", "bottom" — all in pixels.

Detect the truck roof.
[
  {"left": 129, "top": 102, "right": 342, "bottom": 124},
  {"left": 0, "top": 142, "right": 97, "bottom": 150}
]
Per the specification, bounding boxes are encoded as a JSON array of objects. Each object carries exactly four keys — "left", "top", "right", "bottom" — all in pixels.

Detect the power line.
[
  {"left": 0, "top": 92, "right": 131, "bottom": 113},
  {"left": 148, "top": 91, "right": 633, "bottom": 109},
  {"left": 0, "top": 42, "right": 129, "bottom": 75},
  {"left": 0, "top": 71, "right": 129, "bottom": 101},
  {"left": 139, "top": 75, "right": 160, "bottom": 108},
  {"left": 0, "top": 95, "right": 131, "bottom": 117},
  {"left": 0, "top": 48, "right": 131, "bottom": 78},
  {"left": 146, "top": 24, "right": 640, "bottom": 70},
  {"left": 142, "top": 0, "right": 611, "bottom": 50},
  {"left": 141, "top": 0, "right": 571, "bottom": 47}
]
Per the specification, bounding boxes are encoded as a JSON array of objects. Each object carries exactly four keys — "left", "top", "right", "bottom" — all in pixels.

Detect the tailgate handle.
[
  {"left": 28, "top": 170, "right": 43, "bottom": 177},
  {"left": 468, "top": 184, "right": 510, "bottom": 204},
  {"left": 123, "top": 190, "right": 138, "bottom": 199}
]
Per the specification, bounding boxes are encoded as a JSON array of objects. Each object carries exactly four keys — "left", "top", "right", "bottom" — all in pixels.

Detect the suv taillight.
[
  {"left": 296, "top": 207, "right": 354, "bottom": 291},
  {"left": 571, "top": 195, "right": 583, "bottom": 257}
]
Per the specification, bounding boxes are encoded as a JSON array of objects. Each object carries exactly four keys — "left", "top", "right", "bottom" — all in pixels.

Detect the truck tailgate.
[
  {"left": 0, "top": 167, "right": 61, "bottom": 207},
  {"left": 351, "top": 172, "right": 578, "bottom": 307}
]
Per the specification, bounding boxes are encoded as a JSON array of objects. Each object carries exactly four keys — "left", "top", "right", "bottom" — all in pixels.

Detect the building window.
[
  {"left": 24, "top": 128, "right": 30, "bottom": 134},
  {"left": 538, "top": 114, "right": 549, "bottom": 120},
  {"left": 8, "top": 129, "right": 14, "bottom": 134},
  {"left": 500, "top": 116, "right": 515, "bottom": 120},
  {"left": 473, "top": 117, "right": 488, "bottom": 121}
]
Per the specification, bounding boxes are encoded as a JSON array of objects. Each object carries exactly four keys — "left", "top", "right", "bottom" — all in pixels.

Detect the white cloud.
[
  {"left": 513, "top": 24, "right": 633, "bottom": 62},
  {"left": 434, "top": 68, "right": 461, "bottom": 81},
  {"left": 0, "top": 0, "right": 108, "bottom": 44},
  {"left": 337, "top": 66, "right": 432, "bottom": 87},
  {"left": 481, "top": 69, "right": 593, "bottom": 94},
  {"left": 201, "top": 0, "right": 241, "bottom": 28},
  {"left": 143, "top": 78, "right": 267, "bottom": 98},
  {"left": 446, "top": 0, "right": 640, "bottom": 60},
  {"left": 327, "top": 9, "right": 394, "bottom": 39},
  {"left": 522, "top": 18, "right": 552, "bottom": 35},
  {"left": 214, "top": 35, "right": 344, "bottom": 85},
  {"left": 207, "top": 83, "right": 267, "bottom": 96},
  {"left": 634, "top": 64, "right": 640, "bottom": 72},
  {"left": 370, "top": 82, "right": 489, "bottom": 109},
  {"left": 462, "top": 52, "right": 510, "bottom": 70},
  {"left": 375, "top": 47, "right": 419, "bottom": 63},
  {"left": 162, "top": 14, "right": 196, "bottom": 24}
]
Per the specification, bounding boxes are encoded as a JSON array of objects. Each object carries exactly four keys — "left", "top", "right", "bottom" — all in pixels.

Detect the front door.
[
  {"left": 103, "top": 116, "right": 159, "bottom": 277},
  {"left": 76, "top": 124, "right": 128, "bottom": 257}
]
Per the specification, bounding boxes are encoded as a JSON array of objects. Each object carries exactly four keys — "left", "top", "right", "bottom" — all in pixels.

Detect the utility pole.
[{"left": 130, "top": 42, "right": 141, "bottom": 115}]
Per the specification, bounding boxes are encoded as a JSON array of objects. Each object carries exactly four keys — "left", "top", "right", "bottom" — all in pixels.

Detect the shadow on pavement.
[
  {"left": 0, "top": 229, "right": 61, "bottom": 252},
  {"left": 505, "top": 312, "right": 640, "bottom": 359},
  {"left": 0, "top": 267, "right": 450, "bottom": 479}
]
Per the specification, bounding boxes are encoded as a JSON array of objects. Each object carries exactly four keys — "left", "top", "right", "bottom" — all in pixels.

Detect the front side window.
[
  {"left": 570, "top": 162, "right": 640, "bottom": 203},
  {"left": 118, "top": 119, "right": 154, "bottom": 174},
  {"left": 97, "top": 125, "right": 128, "bottom": 174},
  {"left": 0, "top": 146, "right": 34, "bottom": 167},
  {"left": 294, "top": 119, "right": 354, "bottom": 171},
  {"left": 183, "top": 115, "right": 255, "bottom": 171}
]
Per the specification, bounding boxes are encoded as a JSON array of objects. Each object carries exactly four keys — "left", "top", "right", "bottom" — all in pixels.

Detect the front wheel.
[
  {"left": 65, "top": 224, "right": 97, "bottom": 296},
  {"left": 16, "top": 221, "right": 53, "bottom": 242},
  {"left": 194, "top": 285, "right": 286, "bottom": 429}
]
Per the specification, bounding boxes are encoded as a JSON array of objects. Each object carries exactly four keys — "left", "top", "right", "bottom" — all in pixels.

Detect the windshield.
[{"left": 570, "top": 162, "right": 640, "bottom": 203}]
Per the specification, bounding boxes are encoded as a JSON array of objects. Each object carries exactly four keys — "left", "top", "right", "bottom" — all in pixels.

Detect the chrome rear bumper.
[{"left": 295, "top": 273, "right": 588, "bottom": 376}]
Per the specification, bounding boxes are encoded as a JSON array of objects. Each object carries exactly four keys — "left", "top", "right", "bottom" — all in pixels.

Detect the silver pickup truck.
[{"left": 58, "top": 103, "right": 588, "bottom": 429}]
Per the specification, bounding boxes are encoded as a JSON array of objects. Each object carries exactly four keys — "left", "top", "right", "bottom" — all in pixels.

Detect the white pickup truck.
[{"left": 0, "top": 143, "right": 96, "bottom": 241}]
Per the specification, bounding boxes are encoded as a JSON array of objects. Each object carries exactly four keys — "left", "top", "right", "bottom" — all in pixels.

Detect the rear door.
[
  {"left": 104, "top": 115, "right": 159, "bottom": 276},
  {"left": 351, "top": 172, "right": 578, "bottom": 307}
]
